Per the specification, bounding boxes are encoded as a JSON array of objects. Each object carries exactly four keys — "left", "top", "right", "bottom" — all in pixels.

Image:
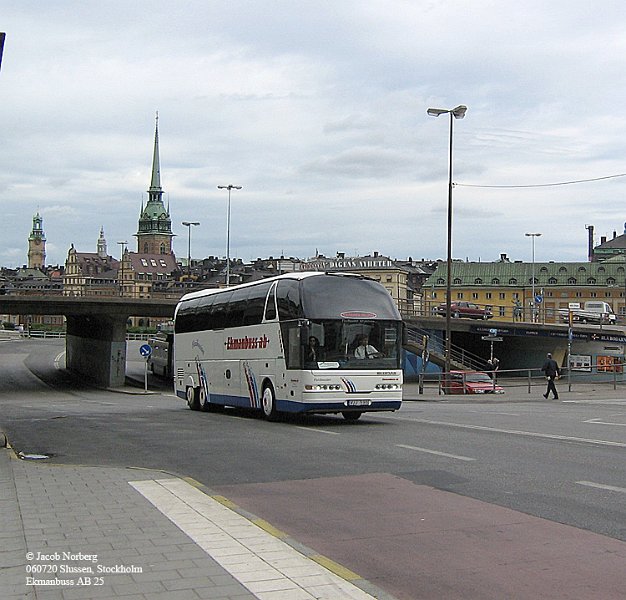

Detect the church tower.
[
  {"left": 135, "top": 114, "right": 174, "bottom": 255},
  {"left": 97, "top": 226, "right": 108, "bottom": 258},
  {"left": 28, "top": 211, "right": 46, "bottom": 269}
]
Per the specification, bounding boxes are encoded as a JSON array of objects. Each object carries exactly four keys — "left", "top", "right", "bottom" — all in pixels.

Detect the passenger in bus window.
[
  {"left": 354, "top": 335, "right": 382, "bottom": 359},
  {"left": 305, "top": 336, "right": 323, "bottom": 363}
]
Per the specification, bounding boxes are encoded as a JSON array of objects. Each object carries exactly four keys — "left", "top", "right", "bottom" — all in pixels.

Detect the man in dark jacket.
[{"left": 541, "top": 353, "right": 561, "bottom": 399}]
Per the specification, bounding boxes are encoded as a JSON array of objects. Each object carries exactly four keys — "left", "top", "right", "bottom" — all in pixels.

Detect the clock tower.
[{"left": 28, "top": 211, "right": 46, "bottom": 269}]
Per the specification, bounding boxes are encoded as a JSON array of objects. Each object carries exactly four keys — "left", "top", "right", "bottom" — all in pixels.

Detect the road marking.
[
  {"left": 584, "top": 416, "right": 626, "bottom": 427},
  {"left": 576, "top": 481, "right": 626, "bottom": 494},
  {"left": 54, "top": 350, "right": 65, "bottom": 369},
  {"left": 396, "top": 444, "right": 475, "bottom": 461},
  {"left": 130, "top": 478, "right": 377, "bottom": 599},
  {"left": 378, "top": 416, "right": 626, "bottom": 448},
  {"left": 294, "top": 425, "right": 340, "bottom": 435}
]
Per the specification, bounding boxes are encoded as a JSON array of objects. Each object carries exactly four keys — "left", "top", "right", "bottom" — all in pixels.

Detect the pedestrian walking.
[{"left": 541, "top": 352, "right": 561, "bottom": 399}]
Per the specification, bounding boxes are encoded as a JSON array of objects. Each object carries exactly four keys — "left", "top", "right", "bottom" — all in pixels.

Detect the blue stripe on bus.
[{"left": 177, "top": 390, "right": 400, "bottom": 413}]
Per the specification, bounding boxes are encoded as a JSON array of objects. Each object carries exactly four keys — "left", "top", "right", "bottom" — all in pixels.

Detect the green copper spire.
[
  {"left": 136, "top": 113, "right": 174, "bottom": 254},
  {"left": 149, "top": 111, "right": 161, "bottom": 193}
]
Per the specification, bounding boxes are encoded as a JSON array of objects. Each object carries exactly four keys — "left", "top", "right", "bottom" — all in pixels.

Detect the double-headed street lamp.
[
  {"left": 182, "top": 221, "right": 200, "bottom": 279},
  {"left": 525, "top": 232, "right": 542, "bottom": 322},
  {"left": 217, "top": 184, "right": 242, "bottom": 287},
  {"left": 427, "top": 104, "right": 467, "bottom": 375}
]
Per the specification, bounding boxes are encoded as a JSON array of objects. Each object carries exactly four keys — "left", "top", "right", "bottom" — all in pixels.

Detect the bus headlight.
[
  {"left": 375, "top": 384, "right": 400, "bottom": 390},
  {"left": 305, "top": 384, "right": 342, "bottom": 391}
]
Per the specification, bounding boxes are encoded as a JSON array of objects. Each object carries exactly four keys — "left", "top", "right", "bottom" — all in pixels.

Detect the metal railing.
[
  {"left": 405, "top": 325, "right": 487, "bottom": 372},
  {"left": 414, "top": 364, "right": 625, "bottom": 395}
]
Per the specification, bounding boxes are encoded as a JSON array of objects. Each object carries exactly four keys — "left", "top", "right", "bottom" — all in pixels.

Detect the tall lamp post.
[
  {"left": 182, "top": 221, "right": 200, "bottom": 279},
  {"left": 525, "top": 232, "right": 542, "bottom": 322},
  {"left": 117, "top": 241, "right": 127, "bottom": 297},
  {"left": 217, "top": 184, "right": 242, "bottom": 287},
  {"left": 427, "top": 104, "right": 467, "bottom": 375}
]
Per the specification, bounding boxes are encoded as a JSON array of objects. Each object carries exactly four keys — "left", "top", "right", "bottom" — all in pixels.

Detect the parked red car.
[
  {"left": 433, "top": 301, "right": 493, "bottom": 320},
  {"left": 444, "top": 370, "right": 504, "bottom": 394}
]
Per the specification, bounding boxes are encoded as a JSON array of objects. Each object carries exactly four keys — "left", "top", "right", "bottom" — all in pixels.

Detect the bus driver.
[{"left": 354, "top": 335, "right": 382, "bottom": 359}]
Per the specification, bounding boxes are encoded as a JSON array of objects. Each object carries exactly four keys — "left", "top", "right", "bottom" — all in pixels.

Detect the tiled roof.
[{"left": 426, "top": 261, "right": 626, "bottom": 287}]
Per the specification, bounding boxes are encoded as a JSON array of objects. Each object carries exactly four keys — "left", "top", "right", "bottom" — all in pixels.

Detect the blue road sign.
[
  {"left": 139, "top": 343, "right": 152, "bottom": 358},
  {"left": 535, "top": 294, "right": 543, "bottom": 304}
]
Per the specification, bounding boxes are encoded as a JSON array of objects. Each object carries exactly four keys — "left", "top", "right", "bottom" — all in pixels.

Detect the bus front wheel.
[
  {"left": 186, "top": 386, "right": 200, "bottom": 411},
  {"left": 261, "top": 383, "right": 278, "bottom": 421}
]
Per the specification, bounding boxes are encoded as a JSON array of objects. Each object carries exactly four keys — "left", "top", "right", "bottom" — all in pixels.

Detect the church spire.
[
  {"left": 149, "top": 111, "right": 161, "bottom": 193},
  {"left": 136, "top": 112, "right": 174, "bottom": 255}
]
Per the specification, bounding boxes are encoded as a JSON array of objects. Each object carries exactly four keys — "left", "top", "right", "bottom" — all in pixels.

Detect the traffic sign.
[
  {"left": 534, "top": 294, "right": 543, "bottom": 304},
  {"left": 139, "top": 343, "right": 152, "bottom": 358}
]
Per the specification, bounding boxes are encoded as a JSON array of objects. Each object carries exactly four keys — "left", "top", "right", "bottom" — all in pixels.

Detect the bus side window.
[
  {"left": 276, "top": 280, "right": 302, "bottom": 320},
  {"left": 264, "top": 283, "right": 277, "bottom": 321},
  {"left": 212, "top": 291, "right": 233, "bottom": 329},
  {"left": 245, "top": 282, "right": 271, "bottom": 325}
]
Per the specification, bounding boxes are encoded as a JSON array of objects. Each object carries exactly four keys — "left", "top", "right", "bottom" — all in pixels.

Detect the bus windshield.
[{"left": 290, "top": 318, "right": 402, "bottom": 370}]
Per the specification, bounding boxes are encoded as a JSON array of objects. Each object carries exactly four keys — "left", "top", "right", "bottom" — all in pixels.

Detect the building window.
[
  {"left": 605, "top": 291, "right": 612, "bottom": 297},
  {"left": 548, "top": 277, "right": 557, "bottom": 284},
  {"left": 437, "top": 278, "right": 445, "bottom": 285},
  {"left": 472, "top": 292, "right": 479, "bottom": 299},
  {"left": 474, "top": 278, "right": 482, "bottom": 284},
  {"left": 486, "top": 292, "right": 492, "bottom": 299},
  {"left": 492, "top": 278, "right": 500, "bottom": 284},
  {"left": 575, "top": 292, "right": 582, "bottom": 297},
  {"left": 607, "top": 277, "right": 616, "bottom": 285},
  {"left": 587, "top": 277, "right": 596, "bottom": 284},
  {"left": 499, "top": 293, "right": 505, "bottom": 300},
  {"left": 568, "top": 278, "right": 577, "bottom": 284},
  {"left": 499, "top": 306, "right": 506, "bottom": 317},
  {"left": 457, "top": 292, "right": 464, "bottom": 299},
  {"left": 590, "top": 292, "right": 597, "bottom": 298},
  {"left": 509, "top": 278, "right": 517, "bottom": 284},
  {"left": 513, "top": 292, "right": 519, "bottom": 299},
  {"left": 453, "top": 278, "right": 462, "bottom": 284}
]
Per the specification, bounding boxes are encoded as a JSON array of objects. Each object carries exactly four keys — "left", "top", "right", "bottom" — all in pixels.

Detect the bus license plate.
[{"left": 347, "top": 400, "right": 371, "bottom": 406}]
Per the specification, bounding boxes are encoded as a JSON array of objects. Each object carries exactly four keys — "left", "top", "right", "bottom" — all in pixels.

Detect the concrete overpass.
[
  {"left": 405, "top": 315, "right": 626, "bottom": 373},
  {"left": 0, "top": 296, "right": 177, "bottom": 387},
  {"left": 1, "top": 295, "right": 624, "bottom": 387}
]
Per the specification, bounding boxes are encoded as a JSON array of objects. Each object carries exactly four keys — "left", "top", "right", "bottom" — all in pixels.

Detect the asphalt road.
[{"left": 1, "top": 339, "right": 625, "bottom": 599}]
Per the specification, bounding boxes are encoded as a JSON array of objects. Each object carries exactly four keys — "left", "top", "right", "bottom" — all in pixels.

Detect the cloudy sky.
[{"left": 2, "top": 0, "right": 626, "bottom": 269}]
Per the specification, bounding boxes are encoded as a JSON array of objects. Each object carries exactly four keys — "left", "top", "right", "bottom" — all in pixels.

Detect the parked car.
[
  {"left": 147, "top": 332, "right": 173, "bottom": 378},
  {"left": 433, "top": 301, "right": 493, "bottom": 320},
  {"left": 444, "top": 370, "right": 504, "bottom": 394}
]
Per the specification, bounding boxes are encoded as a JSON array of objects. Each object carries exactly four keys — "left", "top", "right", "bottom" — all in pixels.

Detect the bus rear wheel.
[
  {"left": 342, "top": 411, "right": 362, "bottom": 421},
  {"left": 186, "top": 386, "right": 200, "bottom": 411},
  {"left": 261, "top": 383, "right": 278, "bottom": 421}
]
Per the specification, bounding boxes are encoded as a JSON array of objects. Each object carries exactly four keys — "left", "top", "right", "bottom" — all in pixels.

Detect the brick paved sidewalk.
[{"left": 0, "top": 447, "right": 392, "bottom": 600}]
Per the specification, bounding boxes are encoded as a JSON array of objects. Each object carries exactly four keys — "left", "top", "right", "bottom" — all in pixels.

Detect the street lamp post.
[
  {"left": 427, "top": 104, "right": 467, "bottom": 376},
  {"left": 217, "top": 184, "right": 242, "bottom": 287},
  {"left": 525, "top": 232, "right": 542, "bottom": 322},
  {"left": 182, "top": 221, "right": 200, "bottom": 279},
  {"left": 117, "top": 241, "right": 127, "bottom": 297}
]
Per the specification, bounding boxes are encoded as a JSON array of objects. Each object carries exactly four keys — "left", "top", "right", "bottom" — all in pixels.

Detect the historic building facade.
[
  {"left": 424, "top": 258, "right": 626, "bottom": 322},
  {"left": 302, "top": 252, "right": 416, "bottom": 315}
]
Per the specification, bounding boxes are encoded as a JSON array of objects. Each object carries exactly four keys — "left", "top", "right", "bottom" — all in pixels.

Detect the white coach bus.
[{"left": 173, "top": 272, "right": 403, "bottom": 421}]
